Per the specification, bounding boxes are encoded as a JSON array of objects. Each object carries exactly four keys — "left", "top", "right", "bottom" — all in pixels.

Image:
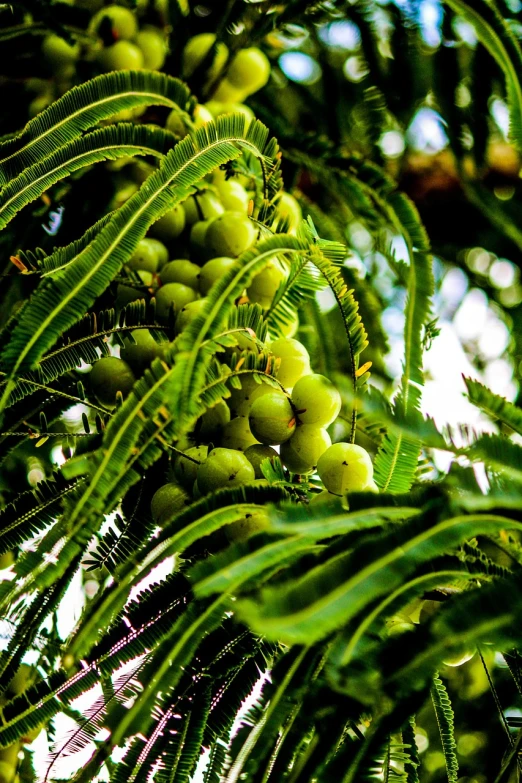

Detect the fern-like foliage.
[{"left": 431, "top": 676, "right": 459, "bottom": 783}]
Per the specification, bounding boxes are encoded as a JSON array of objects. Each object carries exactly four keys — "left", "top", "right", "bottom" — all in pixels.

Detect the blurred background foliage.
[{"left": 2, "top": 0, "right": 522, "bottom": 781}]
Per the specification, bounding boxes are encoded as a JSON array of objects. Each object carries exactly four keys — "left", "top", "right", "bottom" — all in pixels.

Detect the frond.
[
  {"left": 464, "top": 376, "right": 522, "bottom": 434},
  {"left": 445, "top": 0, "right": 522, "bottom": 152},
  {"left": 0, "top": 123, "right": 177, "bottom": 231},
  {"left": 0, "top": 70, "right": 195, "bottom": 184},
  {"left": 402, "top": 717, "right": 420, "bottom": 783},
  {"left": 430, "top": 676, "right": 459, "bottom": 783}
]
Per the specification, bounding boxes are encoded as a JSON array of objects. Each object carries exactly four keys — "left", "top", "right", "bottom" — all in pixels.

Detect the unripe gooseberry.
[
  {"left": 247, "top": 260, "right": 286, "bottom": 309},
  {"left": 317, "top": 442, "right": 373, "bottom": 496},
  {"left": 280, "top": 424, "right": 331, "bottom": 474},
  {"left": 0, "top": 761, "right": 20, "bottom": 783},
  {"left": 227, "top": 375, "right": 273, "bottom": 417},
  {"left": 197, "top": 400, "right": 231, "bottom": 442},
  {"left": 291, "top": 373, "right": 342, "bottom": 427},
  {"left": 42, "top": 34, "right": 79, "bottom": 69},
  {"left": 120, "top": 329, "right": 164, "bottom": 374},
  {"left": 249, "top": 390, "right": 296, "bottom": 445},
  {"left": 135, "top": 27, "right": 167, "bottom": 70},
  {"left": 225, "top": 511, "right": 269, "bottom": 542},
  {"left": 161, "top": 259, "right": 201, "bottom": 289},
  {"left": 220, "top": 416, "right": 259, "bottom": 452},
  {"left": 205, "top": 211, "right": 257, "bottom": 257},
  {"left": 97, "top": 40, "right": 144, "bottom": 71},
  {"left": 89, "top": 4, "right": 138, "bottom": 40},
  {"left": 210, "top": 78, "right": 247, "bottom": 103},
  {"left": 275, "top": 192, "right": 302, "bottom": 231},
  {"left": 127, "top": 238, "right": 162, "bottom": 273},
  {"left": 270, "top": 337, "right": 310, "bottom": 389},
  {"left": 215, "top": 179, "right": 250, "bottom": 213},
  {"left": 175, "top": 298, "right": 207, "bottom": 333},
  {"left": 189, "top": 220, "right": 213, "bottom": 263},
  {"left": 150, "top": 205, "right": 186, "bottom": 241},
  {"left": 197, "top": 447, "right": 255, "bottom": 494},
  {"left": 90, "top": 356, "right": 136, "bottom": 408},
  {"left": 155, "top": 283, "right": 198, "bottom": 324},
  {"left": 183, "top": 191, "right": 224, "bottom": 225},
  {"left": 198, "top": 257, "right": 236, "bottom": 295},
  {"left": 150, "top": 482, "right": 191, "bottom": 526},
  {"left": 182, "top": 33, "right": 228, "bottom": 79},
  {"left": 173, "top": 445, "right": 209, "bottom": 489},
  {"left": 244, "top": 444, "right": 278, "bottom": 478},
  {"left": 226, "top": 47, "right": 270, "bottom": 94}
]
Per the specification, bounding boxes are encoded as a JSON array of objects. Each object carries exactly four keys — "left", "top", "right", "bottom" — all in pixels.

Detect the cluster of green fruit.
[{"left": 88, "top": 164, "right": 376, "bottom": 537}]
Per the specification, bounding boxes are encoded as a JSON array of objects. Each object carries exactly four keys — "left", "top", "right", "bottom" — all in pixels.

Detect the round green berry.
[
  {"left": 249, "top": 390, "right": 296, "bottom": 445},
  {"left": 183, "top": 192, "right": 224, "bottom": 225},
  {"left": 220, "top": 416, "right": 259, "bottom": 451},
  {"left": 97, "top": 40, "right": 144, "bottom": 71},
  {"left": 120, "top": 329, "right": 164, "bottom": 374},
  {"left": 150, "top": 482, "right": 191, "bottom": 526},
  {"left": 155, "top": 283, "right": 197, "bottom": 324},
  {"left": 135, "top": 27, "right": 167, "bottom": 70},
  {"left": 197, "top": 447, "right": 255, "bottom": 494},
  {"left": 316, "top": 442, "right": 373, "bottom": 495},
  {"left": 225, "top": 510, "right": 269, "bottom": 542},
  {"left": 280, "top": 424, "right": 331, "bottom": 474},
  {"left": 89, "top": 5, "right": 138, "bottom": 40},
  {"left": 150, "top": 205, "right": 186, "bottom": 241},
  {"left": 291, "top": 373, "right": 341, "bottom": 427},
  {"left": 175, "top": 298, "right": 208, "bottom": 333},
  {"left": 247, "top": 260, "right": 286, "bottom": 309},
  {"left": 206, "top": 212, "right": 257, "bottom": 257},
  {"left": 270, "top": 337, "right": 310, "bottom": 389},
  {"left": 198, "top": 257, "right": 236, "bottom": 295},
  {"left": 215, "top": 179, "right": 249, "bottom": 213},
  {"left": 226, "top": 47, "right": 270, "bottom": 94},
  {"left": 90, "top": 356, "right": 136, "bottom": 408},
  {"left": 161, "top": 259, "right": 201, "bottom": 289},
  {"left": 127, "top": 238, "right": 162, "bottom": 273},
  {"left": 173, "top": 445, "right": 209, "bottom": 489},
  {"left": 244, "top": 444, "right": 278, "bottom": 478},
  {"left": 197, "top": 400, "right": 231, "bottom": 442},
  {"left": 42, "top": 34, "right": 79, "bottom": 69},
  {"left": 182, "top": 33, "right": 228, "bottom": 79},
  {"left": 227, "top": 375, "right": 273, "bottom": 417}
]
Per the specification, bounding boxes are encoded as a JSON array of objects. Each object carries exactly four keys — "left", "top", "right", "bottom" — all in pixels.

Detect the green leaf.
[
  {"left": 0, "top": 123, "right": 176, "bottom": 231},
  {"left": 0, "top": 70, "right": 194, "bottom": 185},
  {"left": 444, "top": 0, "right": 522, "bottom": 152},
  {"left": 464, "top": 376, "right": 522, "bottom": 434},
  {"left": 431, "top": 676, "right": 459, "bottom": 783},
  {"left": 237, "top": 513, "right": 522, "bottom": 645}
]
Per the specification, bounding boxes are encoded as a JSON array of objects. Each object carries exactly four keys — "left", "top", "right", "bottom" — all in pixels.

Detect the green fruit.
[
  {"left": 309, "top": 489, "right": 341, "bottom": 508},
  {"left": 206, "top": 101, "right": 255, "bottom": 127},
  {"left": 97, "top": 40, "right": 144, "bottom": 71},
  {"left": 183, "top": 192, "right": 225, "bottom": 225},
  {"left": 120, "top": 329, "right": 164, "bottom": 374},
  {"left": 215, "top": 179, "right": 250, "bottom": 212},
  {"left": 270, "top": 337, "right": 310, "bottom": 389},
  {"left": 145, "top": 238, "right": 169, "bottom": 268},
  {"left": 197, "top": 448, "right": 255, "bottom": 494},
  {"left": 220, "top": 417, "right": 259, "bottom": 451},
  {"left": 189, "top": 220, "right": 213, "bottom": 262},
  {"left": 225, "top": 511, "right": 269, "bottom": 542},
  {"left": 155, "top": 283, "right": 197, "bottom": 324},
  {"left": 227, "top": 375, "right": 272, "bottom": 417},
  {"left": 175, "top": 298, "right": 207, "bottom": 333},
  {"left": 226, "top": 47, "right": 270, "bottom": 94},
  {"left": 206, "top": 212, "right": 257, "bottom": 257},
  {"left": 244, "top": 444, "right": 278, "bottom": 478},
  {"left": 173, "top": 445, "right": 209, "bottom": 489},
  {"left": 197, "top": 400, "right": 230, "bottom": 441},
  {"left": 291, "top": 373, "right": 341, "bottom": 426},
  {"left": 89, "top": 5, "right": 138, "bottom": 39},
  {"left": 0, "top": 744, "right": 20, "bottom": 766},
  {"left": 198, "top": 257, "right": 236, "bottom": 295},
  {"left": 249, "top": 391, "right": 296, "bottom": 445},
  {"left": 90, "top": 356, "right": 136, "bottom": 408},
  {"left": 361, "top": 478, "right": 379, "bottom": 493},
  {"left": 247, "top": 260, "right": 286, "bottom": 309},
  {"left": 127, "top": 238, "right": 162, "bottom": 272},
  {"left": 317, "top": 443, "right": 373, "bottom": 495},
  {"left": 135, "top": 27, "right": 167, "bottom": 70},
  {"left": 442, "top": 650, "right": 476, "bottom": 667},
  {"left": 42, "top": 34, "right": 79, "bottom": 69},
  {"left": 28, "top": 94, "right": 53, "bottom": 118},
  {"left": 211, "top": 78, "right": 247, "bottom": 103},
  {"left": 280, "top": 424, "right": 331, "bottom": 474},
  {"left": 161, "top": 259, "right": 201, "bottom": 289},
  {"left": 182, "top": 33, "right": 228, "bottom": 79},
  {"left": 150, "top": 482, "right": 191, "bottom": 526},
  {"left": 275, "top": 192, "right": 302, "bottom": 231},
  {"left": 150, "top": 205, "right": 186, "bottom": 241}
]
